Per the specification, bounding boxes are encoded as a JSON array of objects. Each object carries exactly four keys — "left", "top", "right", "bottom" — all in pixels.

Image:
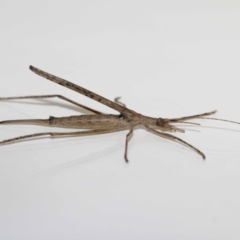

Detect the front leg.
[
  {"left": 124, "top": 127, "right": 134, "bottom": 162},
  {"left": 145, "top": 125, "right": 205, "bottom": 159}
]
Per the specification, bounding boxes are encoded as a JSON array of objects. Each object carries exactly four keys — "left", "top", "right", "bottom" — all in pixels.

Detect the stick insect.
[{"left": 0, "top": 65, "right": 239, "bottom": 162}]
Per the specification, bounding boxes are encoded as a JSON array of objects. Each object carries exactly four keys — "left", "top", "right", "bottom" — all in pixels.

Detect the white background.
[{"left": 0, "top": 1, "right": 240, "bottom": 239}]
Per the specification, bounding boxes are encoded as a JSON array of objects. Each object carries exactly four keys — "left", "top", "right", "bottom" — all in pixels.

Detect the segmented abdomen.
[{"left": 49, "top": 114, "right": 128, "bottom": 129}]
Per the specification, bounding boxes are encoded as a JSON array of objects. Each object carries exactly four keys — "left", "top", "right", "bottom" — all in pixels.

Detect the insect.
[{"left": 0, "top": 65, "right": 239, "bottom": 162}]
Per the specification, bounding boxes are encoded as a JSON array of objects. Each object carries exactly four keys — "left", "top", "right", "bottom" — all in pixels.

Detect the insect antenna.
[
  {"left": 173, "top": 121, "right": 201, "bottom": 126},
  {"left": 166, "top": 110, "right": 240, "bottom": 126},
  {"left": 165, "top": 110, "right": 217, "bottom": 123},
  {"left": 198, "top": 117, "right": 240, "bottom": 125}
]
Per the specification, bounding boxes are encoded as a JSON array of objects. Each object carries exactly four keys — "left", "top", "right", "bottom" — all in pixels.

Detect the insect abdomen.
[{"left": 49, "top": 114, "right": 128, "bottom": 129}]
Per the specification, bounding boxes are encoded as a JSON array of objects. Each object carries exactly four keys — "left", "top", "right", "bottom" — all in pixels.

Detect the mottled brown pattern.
[
  {"left": 29, "top": 65, "right": 130, "bottom": 114},
  {"left": 0, "top": 66, "right": 240, "bottom": 162}
]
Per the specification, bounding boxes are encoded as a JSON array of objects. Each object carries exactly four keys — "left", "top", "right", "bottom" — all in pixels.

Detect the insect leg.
[
  {"left": 114, "top": 97, "right": 126, "bottom": 107},
  {"left": 29, "top": 66, "right": 130, "bottom": 114},
  {"left": 0, "top": 128, "right": 124, "bottom": 145},
  {"left": 145, "top": 125, "right": 205, "bottom": 159},
  {"left": 124, "top": 127, "right": 133, "bottom": 162},
  {"left": 0, "top": 94, "right": 102, "bottom": 114}
]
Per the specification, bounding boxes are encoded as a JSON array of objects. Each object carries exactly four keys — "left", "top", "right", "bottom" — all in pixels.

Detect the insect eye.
[{"left": 156, "top": 118, "right": 164, "bottom": 126}]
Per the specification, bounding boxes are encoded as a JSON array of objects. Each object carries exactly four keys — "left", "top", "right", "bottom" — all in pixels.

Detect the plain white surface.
[{"left": 0, "top": 1, "right": 240, "bottom": 239}]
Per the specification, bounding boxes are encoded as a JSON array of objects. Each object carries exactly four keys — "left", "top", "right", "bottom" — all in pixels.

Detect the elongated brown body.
[
  {"left": 1, "top": 65, "right": 239, "bottom": 162},
  {"left": 49, "top": 114, "right": 129, "bottom": 129},
  {"left": 1, "top": 114, "right": 157, "bottom": 129},
  {"left": 50, "top": 114, "right": 158, "bottom": 128}
]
